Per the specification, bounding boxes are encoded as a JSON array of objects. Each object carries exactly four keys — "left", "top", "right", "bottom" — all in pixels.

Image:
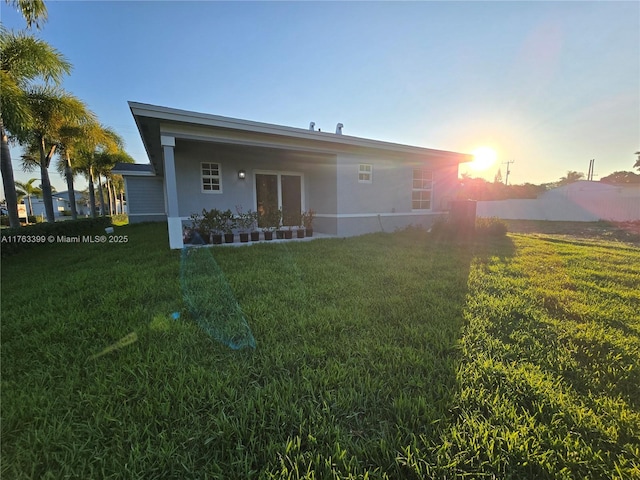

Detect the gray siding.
[{"left": 126, "top": 177, "right": 166, "bottom": 223}]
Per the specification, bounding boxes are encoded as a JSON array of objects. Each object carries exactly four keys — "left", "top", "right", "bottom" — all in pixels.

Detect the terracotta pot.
[
  {"left": 296, "top": 229, "right": 305, "bottom": 239},
  {"left": 264, "top": 231, "right": 273, "bottom": 241},
  {"left": 276, "top": 230, "right": 284, "bottom": 240},
  {"left": 239, "top": 233, "right": 249, "bottom": 243},
  {"left": 250, "top": 231, "right": 260, "bottom": 241},
  {"left": 211, "top": 234, "right": 223, "bottom": 245}
]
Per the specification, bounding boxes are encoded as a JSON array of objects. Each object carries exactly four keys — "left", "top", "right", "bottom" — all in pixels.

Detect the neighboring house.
[
  {"left": 477, "top": 181, "right": 640, "bottom": 222},
  {"left": 115, "top": 102, "right": 472, "bottom": 249},
  {"left": 25, "top": 191, "right": 89, "bottom": 218}
]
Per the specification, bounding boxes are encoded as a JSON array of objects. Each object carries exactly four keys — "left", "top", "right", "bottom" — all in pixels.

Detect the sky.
[{"left": 2, "top": 0, "right": 639, "bottom": 196}]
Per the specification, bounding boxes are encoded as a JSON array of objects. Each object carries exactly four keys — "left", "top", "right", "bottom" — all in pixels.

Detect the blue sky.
[{"left": 2, "top": 0, "right": 638, "bottom": 195}]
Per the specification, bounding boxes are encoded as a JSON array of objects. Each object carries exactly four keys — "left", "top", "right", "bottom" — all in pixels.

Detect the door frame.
[{"left": 253, "top": 170, "right": 305, "bottom": 216}]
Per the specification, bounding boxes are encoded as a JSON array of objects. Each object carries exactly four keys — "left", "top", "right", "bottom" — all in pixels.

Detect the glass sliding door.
[
  {"left": 255, "top": 173, "right": 278, "bottom": 228},
  {"left": 281, "top": 175, "right": 302, "bottom": 226},
  {"left": 255, "top": 172, "right": 303, "bottom": 228}
]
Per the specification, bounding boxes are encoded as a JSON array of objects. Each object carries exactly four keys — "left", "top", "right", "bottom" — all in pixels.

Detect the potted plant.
[
  {"left": 189, "top": 211, "right": 207, "bottom": 244},
  {"left": 263, "top": 208, "right": 280, "bottom": 241},
  {"left": 274, "top": 208, "right": 285, "bottom": 239},
  {"left": 202, "top": 208, "right": 223, "bottom": 244},
  {"left": 302, "top": 209, "right": 315, "bottom": 237},
  {"left": 235, "top": 206, "right": 252, "bottom": 243},
  {"left": 220, "top": 209, "right": 236, "bottom": 243},
  {"left": 292, "top": 211, "right": 305, "bottom": 238},
  {"left": 248, "top": 210, "right": 260, "bottom": 241}
]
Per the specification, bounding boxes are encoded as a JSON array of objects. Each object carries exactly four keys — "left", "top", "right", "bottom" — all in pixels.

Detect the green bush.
[
  {"left": 475, "top": 217, "right": 508, "bottom": 237},
  {"left": 429, "top": 216, "right": 508, "bottom": 242},
  {"left": 1, "top": 215, "right": 40, "bottom": 226},
  {"left": 0, "top": 217, "right": 112, "bottom": 257},
  {"left": 111, "top": 214, "right": 129, "bottom": 226}
]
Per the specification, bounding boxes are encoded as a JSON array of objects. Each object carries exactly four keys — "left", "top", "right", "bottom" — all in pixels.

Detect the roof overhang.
[
  {"left": 111, "top": 162, "right": 156, "bottom": 176},
  {"left": 129, "top": 101, "right": 473, "bottom": 176}
]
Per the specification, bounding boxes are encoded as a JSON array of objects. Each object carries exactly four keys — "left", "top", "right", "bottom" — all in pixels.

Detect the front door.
[{"left": 255, "top": 172, "right": 303, "bottom": 227}]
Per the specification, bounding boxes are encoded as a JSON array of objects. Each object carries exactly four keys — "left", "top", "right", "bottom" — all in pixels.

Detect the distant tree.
[
  {"left": 15, "top": 177, "right": 40, "bottom": 215},
  {"left": 557, "top": 171, "right": 585, "bottom": 186},
  {"left": 494, "top": 169, "right": 503, "bottom": 184},
  {"left": 634, "top": 151, "right": 640, "bottom": 172},
  {"left": 600, "top": 171, "right": 640, "bottom": 184}
]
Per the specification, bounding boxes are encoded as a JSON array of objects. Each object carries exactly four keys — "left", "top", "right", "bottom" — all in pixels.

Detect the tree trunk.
[
  {"left": 88, "top": 167, "right": 97, "bottom": 218},
  {"left": 120, "top": 190, "right": 124, "bottom": 215},
  {"left": 38, "top": 137, "right": 56, "bottom": 223},
  {"left": 27, "top": 195, "right": 33, "bottom": 218},
  {"left": 64, "top": 152, "right": 78, "bottom": 220},
  {"left": 1, "top": 124, "right": 21, "bottom": 228},
  {"left": 106, "top": 176, "right": 114, "bottom": 216},
  {"left": 97, "top": 174, "right": 106, "bottom": 216}
]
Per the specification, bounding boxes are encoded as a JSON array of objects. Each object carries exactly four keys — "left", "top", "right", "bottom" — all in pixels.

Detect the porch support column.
[{"left": 161, "top": 135, "right": 182, "bottom": 249}]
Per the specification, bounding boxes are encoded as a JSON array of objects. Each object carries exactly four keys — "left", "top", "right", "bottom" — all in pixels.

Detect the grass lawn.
[{"left": 1, "top": 222, "right": 639, "bottom": 479}]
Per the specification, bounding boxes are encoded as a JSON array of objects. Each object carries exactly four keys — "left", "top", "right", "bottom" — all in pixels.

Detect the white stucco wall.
[{"left": 477, "top": 182, "right": 640, "bottom": 222}]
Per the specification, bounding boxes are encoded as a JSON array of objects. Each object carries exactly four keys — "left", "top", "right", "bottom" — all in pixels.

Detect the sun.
[{"left": 470, "top": 147, "right": 498, "bottom": 171}]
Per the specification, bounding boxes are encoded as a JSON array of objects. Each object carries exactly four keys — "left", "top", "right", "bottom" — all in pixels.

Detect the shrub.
[
  {"left": 475, "top": 217, "right": 508, "bottom": 237},
  {"left": 0, "top": 217, "right": 112, "bottom": 257},
  {"left": 429, "top": 216, "right": 508, "bottom": 243}
]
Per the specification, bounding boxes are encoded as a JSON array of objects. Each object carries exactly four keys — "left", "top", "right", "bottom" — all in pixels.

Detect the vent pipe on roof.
[
  {"left": 309, "top": 122, "right": 315, "bottom": 131},
  {"left": 336, "top": 123, "right": 343, "bottom": 135}
]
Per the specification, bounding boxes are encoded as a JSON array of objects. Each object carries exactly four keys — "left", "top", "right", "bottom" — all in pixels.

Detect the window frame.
[
  {"left": 358, "top": 163, "right": 373, "bottom": 184},
  {"left": 411, "top": 168, "right": 432, "bottom": 210},
  {"left": 201, "top": 162, "right": 222, "bottom": 194}
]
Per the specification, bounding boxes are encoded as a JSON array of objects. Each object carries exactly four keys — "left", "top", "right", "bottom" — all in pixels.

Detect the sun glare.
[{"left": 470, "top": 147, "right": 498, "bottom": 171}]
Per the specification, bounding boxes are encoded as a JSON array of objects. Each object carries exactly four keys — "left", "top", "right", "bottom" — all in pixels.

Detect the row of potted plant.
[{"left": 185, "top": 206, "right": 315, "bottom": 244}]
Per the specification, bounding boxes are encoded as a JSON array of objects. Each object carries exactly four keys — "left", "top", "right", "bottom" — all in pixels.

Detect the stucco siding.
[
  {"left": 174, "top": 140, "right": 335, "bottom": 219},
  {"left": 306, "top": 155, "right": 338, "bottom": 215},
  {"left": 336, "top": 153, "right": 408, "bottom": 214},
  {"left": 335, "top": 213, "right": 444, "bottom": 237}
]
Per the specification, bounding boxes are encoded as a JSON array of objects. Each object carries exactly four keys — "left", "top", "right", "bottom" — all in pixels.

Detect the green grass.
[{"left": 1, "top": 223, "right": 639, "bottom": 479}]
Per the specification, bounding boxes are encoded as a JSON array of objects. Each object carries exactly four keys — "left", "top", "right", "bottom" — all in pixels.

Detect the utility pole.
[
  {"left": 587, "top": 159, "right": 595, "bottom": 181},
  {"left": 502, "top": 160, "right": 515, "bottom": 185}
]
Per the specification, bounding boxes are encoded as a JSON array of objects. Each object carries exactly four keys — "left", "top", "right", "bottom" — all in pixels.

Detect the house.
[
  {"left": 115, "top": 102, "right": 472, "bottom": 249},
  {"left": 476, "top": 180, "right": 640, "bottom": 222},
  {"left": 23, "top": 191, "right": 87, "bottom": 218},
  {"left": 25, "top": 190, "right": 91, "bottom": 218}
]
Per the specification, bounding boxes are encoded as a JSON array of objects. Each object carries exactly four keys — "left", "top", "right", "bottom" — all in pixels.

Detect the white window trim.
[
  {"left": 358, "top": 163, "right": 373, "bottom": 184},
  {"left": 201, "top": 161, "right": 222, "bottom": 194},
  {"left": 411, "top": 168, "right": 432, "bottom": 211}
]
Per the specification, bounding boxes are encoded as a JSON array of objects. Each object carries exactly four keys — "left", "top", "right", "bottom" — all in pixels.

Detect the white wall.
[{"left": 477, "top": 182, "right": 640, "bottom": 222}]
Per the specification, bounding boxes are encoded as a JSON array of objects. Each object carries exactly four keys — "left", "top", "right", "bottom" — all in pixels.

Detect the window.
[
  {"left": 201, "top": 162, "right": 221, "bottom": 193},
  {"left": 358, "top": 164, "right": 372, "bottom": 183},
  {"left": 412, "top": 168, "right": 432, "bottom": 210}
]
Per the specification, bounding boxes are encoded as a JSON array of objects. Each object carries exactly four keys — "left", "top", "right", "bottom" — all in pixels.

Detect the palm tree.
[
  {"left": 0, "top": 28, "right": 70, "bottom": 227},
  {"left": 4, "top": 0, "right": 48, "bottom": 30},
  {"left": 557, "top": 171, "right": 585, "bottom": 187},
  {"left": 73, "top": 126, "right": 123, "bottom": 217},
  {"left": 98, "top": 151, "right": 134, "bottom": 215},
  {"left": 15, "top": 177, "right": 40, "bottom": 215},
  {"left": 13, "top": 86, "right": 92, "bottom": 222},
  {"left": 54, "top": 119, "right": 106, "bottom": 220},
  {"left": 634, "top": 151, "right": 639, "bottom": 172}
]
